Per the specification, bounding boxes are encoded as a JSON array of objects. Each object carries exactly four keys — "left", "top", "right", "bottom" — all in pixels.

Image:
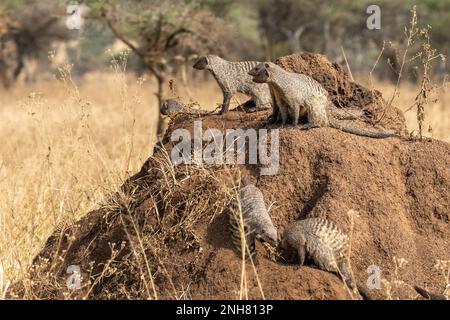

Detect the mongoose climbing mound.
[
  {"left": 249, "top": 62, "right": 396, "bottom": 139},
  {"left": 227, "top": 177, "right": 277, "bottom": 259},
  {"left": 193, "top": 55, "right": 273, "bottom": 114},
  {"left": 281, "top": 217, "right": 372, "bottom": 299},
  {"left": 282, "top": 218, "right": 351, "bottom": 280}
]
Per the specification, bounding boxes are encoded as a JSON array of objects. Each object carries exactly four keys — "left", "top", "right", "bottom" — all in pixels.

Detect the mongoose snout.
[{"left": 192, "top": 56, "right": 208, "bottom": 70}]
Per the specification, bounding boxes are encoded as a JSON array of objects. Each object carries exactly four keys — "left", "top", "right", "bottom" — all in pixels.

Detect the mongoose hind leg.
[
  {"left": 267, "top": 107, "right": 280, "bottom": 124},
  {"left": 220, "top": 92, "right": 232, "bottom": 114},
  {"left": 289, "top": 105, "right": 301, "bottom": 126}
]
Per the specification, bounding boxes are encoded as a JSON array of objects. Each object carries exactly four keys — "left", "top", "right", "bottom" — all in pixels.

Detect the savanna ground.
[{"left": 0, "top": 62, "right": 449, "bottom": 297}]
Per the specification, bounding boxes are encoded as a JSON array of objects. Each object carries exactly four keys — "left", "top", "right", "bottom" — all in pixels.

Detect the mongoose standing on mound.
[
  {"left": 193, "top": 55, "right": 273, "bottom": 114},
  {"left": 249, "top": 62, "right": 395, "bottom": 139},
  {"left": 227, "top": 176, "right": 278, "bottom": 259},
  {"left": 281, "top": 217, "right": 371, "bottom": 299}
]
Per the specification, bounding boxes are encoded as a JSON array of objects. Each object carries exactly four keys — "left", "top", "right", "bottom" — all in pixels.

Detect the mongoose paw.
[
  {"left": 301, "top": 123, "right": 318, "bottom": 130},
  {"left": 293, "top": 265, "right": 301, "bottom": 271}
]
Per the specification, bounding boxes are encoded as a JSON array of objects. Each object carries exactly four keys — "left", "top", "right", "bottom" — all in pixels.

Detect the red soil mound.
[{"left": 11, "top": 54, "right": 449, "bottom": 300}]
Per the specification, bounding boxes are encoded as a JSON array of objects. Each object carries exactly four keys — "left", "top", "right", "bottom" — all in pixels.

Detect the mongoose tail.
[
  {"left": 330, "top": 104, "right": 366, "bottom": 120},
  {"left": 414, "top": 286, "right": 448, "bottom": 300},
  {"left": 330, "top": 119, "right": 398, "bottom": 139},
  {"left": 354, "top": 283, "right": 374, "bottom": 300}
]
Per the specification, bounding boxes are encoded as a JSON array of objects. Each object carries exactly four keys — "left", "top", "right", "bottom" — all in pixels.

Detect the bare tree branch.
[
  {"left": 165, "top": 28, "right": 191, "bottom": 50},
  {"left": 104, "top": 17, "right": 145, "bottom": 59}
]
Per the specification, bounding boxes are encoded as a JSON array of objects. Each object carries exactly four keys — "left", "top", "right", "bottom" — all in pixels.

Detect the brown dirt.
[
  {"left": 11, "top": 54, "right": 450, "bottom": 300},
  {"left": 275, "top": 53, "right": 407, "bottom": 134}
]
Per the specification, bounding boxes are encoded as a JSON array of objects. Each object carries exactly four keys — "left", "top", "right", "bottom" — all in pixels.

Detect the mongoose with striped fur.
[
  {"left": 193, "top": 55, "right": 273, "bottom": 114},
  {"left": 249, "top": 62, "right": 396, "bottom": 139},
  {"left": 228, "top": 177, "right": 277, "bottom": 259},
  {"left": 281, "top": 217, "right": 371, "bottom": 299}
]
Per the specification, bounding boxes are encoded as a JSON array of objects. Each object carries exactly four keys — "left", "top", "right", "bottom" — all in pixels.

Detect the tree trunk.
[
  {"left": 323, "top": 21, "right": 330, "bottom": 55},
  {"left": 282, "top": 26, "right": 305, "bottom": 53},
  {"left": 259, "top": 29, "right": 272, "bottom": 61},
  {"left": 146, "top": 64, "right": 166, "bottom": 108},
  {"left": 155, "top": 73, "right": 164, "bottom": 108}
]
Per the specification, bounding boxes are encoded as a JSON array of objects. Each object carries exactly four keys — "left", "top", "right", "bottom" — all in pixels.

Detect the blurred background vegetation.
[{"left": 1, "top": 0, "right": 449, "bottom": 92}]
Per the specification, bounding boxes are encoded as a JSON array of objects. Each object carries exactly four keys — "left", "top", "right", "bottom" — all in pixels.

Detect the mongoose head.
[
  {"left": 249, "top": 62, "right": 277, "bottom": 83},
  {"left": 259, "top": 227, "right": 278, "bottom": 247},
  {"left": 193, "top": 55, "right": 221, "bottom": 71},
  {"left": 280, "top": 224, "right": 300, "bottom": 251},
  {"left": 240, "top": 175, "right": 252, "bottom": 187},
  {"left": 160, "top": 99, "right": 183, "bottom": 116}
]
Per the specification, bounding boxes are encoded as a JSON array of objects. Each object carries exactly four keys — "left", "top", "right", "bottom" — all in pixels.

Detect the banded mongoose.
[
  {"left": 249, "top": 62, "right": 395, "bottom": 139},
  {"left": 228, "top": 176, "right": 278, "bottom": 259},
  {"left": 281, "top": 217, "right": 371, "bottom": 299},
  {"left": 248, "top": 62, "right": 365, "bottom": 124},
  {"left": 157, "top": 98, "right": 210, "bottom": 143},
  {"left": 193, "top": 55, "right": 273, "bottom": 114}
]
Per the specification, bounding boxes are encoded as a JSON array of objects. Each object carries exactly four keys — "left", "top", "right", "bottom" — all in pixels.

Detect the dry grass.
[
  {"left": 376, "top": 81, "right": 450, "bottom": 141},
  {"left": 0, "top": 64, "right": 449, "bottom": 298},
  {"left": 0, "top": 69, "right": 161, "bottom": 293}
]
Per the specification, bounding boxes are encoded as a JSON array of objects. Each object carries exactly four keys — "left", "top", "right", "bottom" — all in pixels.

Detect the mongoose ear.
[{"left": 264, "top": 62, "right": 270, "bottom": 68}]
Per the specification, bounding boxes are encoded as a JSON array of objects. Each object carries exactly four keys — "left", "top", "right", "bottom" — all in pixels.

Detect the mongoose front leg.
[
  {"left": 294, "top": 244, "right": 306, "bottom": 270},
  {"left": 279, "top": 106, "right": 289, "bottom": 127},
  {"left": 220, "top": 92, "right": 232, "bottom": 114},
  {"left": 298, "top": 244, "right": 306, "bottom": 266},
  {"left": 268, "top": 105, "right": 280, "bottom": 124}
]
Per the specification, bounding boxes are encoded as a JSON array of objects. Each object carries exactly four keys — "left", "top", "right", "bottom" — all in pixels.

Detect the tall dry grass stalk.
[{"left": 375, "top": 6, "right": 447, "bottom": 136}]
